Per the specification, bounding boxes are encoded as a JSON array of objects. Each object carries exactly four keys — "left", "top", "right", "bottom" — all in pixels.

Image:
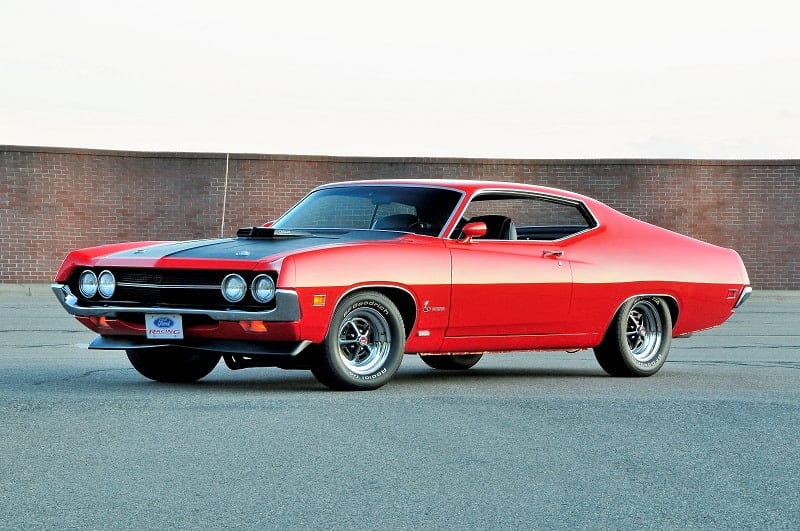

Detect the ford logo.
[{"left": 153, "top": 317, "right": 175, "bottom": 328}]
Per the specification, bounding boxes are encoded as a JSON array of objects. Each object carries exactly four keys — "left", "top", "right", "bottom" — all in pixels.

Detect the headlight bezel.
[
  {"left": 97, "top": 270, "right": 116, "bottom": 299},
  {"left": 221, "top": 273, "right": 248, "bottom": 303},
  {"left": 251, "top": 274, "right": 276, "bottom": 304},
  {"left": 78, "top": 270, "right": 98, "bottom": 298}
]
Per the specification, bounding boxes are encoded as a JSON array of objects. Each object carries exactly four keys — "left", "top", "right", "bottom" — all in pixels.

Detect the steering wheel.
[{"left": 407, "top": 220, "right": 435, "bottom": 232}]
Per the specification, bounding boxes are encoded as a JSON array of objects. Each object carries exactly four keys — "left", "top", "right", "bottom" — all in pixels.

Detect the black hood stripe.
[{"left": 107, "top": 231, "right": 404, "bottom": 261}]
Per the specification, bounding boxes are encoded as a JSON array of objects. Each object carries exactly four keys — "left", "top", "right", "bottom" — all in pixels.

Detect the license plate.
[{"left": 145, "top": 314, "right": 184, "bottom": 339}]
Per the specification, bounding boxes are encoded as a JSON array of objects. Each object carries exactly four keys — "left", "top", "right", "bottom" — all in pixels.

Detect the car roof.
[{"left": 317, "top": 179, "right": 600, "bottom": 206}]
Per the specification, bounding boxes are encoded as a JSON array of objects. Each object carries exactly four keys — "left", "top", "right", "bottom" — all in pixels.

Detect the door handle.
[{"left": 542, "top": 250, "right": 564, "bottom": 258}]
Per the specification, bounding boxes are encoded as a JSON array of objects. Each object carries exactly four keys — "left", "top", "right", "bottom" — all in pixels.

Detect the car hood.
[{"left": 104, "top": 230, "right": 404, "bottom": 262}]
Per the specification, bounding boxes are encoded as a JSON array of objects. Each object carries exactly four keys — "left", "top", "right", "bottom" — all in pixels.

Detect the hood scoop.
[{"left": 237, "top": 227, "right": 314, "bottom": 239}]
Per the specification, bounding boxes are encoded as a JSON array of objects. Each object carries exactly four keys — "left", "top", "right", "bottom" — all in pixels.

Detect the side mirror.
[
  {"left": 262, "top": 221, "right": 274, "bottom": 227},
  {"left": 459, "top": 221, "right": 487, "bottom": 243}
]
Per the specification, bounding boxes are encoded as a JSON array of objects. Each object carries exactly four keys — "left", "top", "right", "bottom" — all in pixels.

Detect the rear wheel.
[
  {"left": 311, "top": 291, "right": 405, "bottom": 391},
  {"left": 419, "top": 353, "right": 483, "bottom": 370},
  {"left": 126, "top": 348, "right": 220, "bottom": 383},
  {"left": 594, "top": 297, "right": 672, "bottom": 377}
]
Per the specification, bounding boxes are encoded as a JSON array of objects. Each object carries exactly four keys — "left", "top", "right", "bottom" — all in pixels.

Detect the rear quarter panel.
[{"left": 565, "top": 203, "right": 749, "bottom": 337}]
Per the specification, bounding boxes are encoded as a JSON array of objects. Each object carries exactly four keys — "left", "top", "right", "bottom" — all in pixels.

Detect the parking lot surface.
[{"left": 1, "top": 287, "right": 798, "bottom": 529}]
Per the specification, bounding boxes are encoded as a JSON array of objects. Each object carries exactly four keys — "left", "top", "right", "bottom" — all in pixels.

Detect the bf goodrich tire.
[
  {"left": 593, "top": 297, "right": 672, "bottom": 377},
  {"left": 311, "top": 291, "right": 405, "bottom": 391}
]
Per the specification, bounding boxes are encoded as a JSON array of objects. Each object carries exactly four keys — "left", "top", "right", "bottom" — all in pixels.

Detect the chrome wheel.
[
  {"left": 594, "top": 296, "right": 673, "bottom": 377},
  {"left": 337, "top": 307, "right": 392, "bottom": 375},
  {"left": 625, "top": 300, "right": 663, "bottom": 363}
]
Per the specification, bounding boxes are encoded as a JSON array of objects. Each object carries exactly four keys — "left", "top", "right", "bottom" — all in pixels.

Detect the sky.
[{"left": 1, "top": 0, "right": 798, "bottom": 158}]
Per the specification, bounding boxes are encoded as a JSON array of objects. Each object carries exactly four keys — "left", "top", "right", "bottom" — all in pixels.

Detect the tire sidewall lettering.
[
  {"left": 347, "top": 367, "right": 388, "bottom": 381},
  {"left": 343, "top": 299, "right": 389, "bottom": 319}
]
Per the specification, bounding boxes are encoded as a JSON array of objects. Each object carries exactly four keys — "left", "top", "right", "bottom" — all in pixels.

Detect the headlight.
[
  {"left": 97, "top": 270, "right": 116, "bottom": 299},
  {"left": 251, "top": 274, "right": 276, "bottom": 303},
  {"left": 78, "top": 270, "right": 98, "bottom": 298},
  {"left": 221, "top": 274, "right": 247, "bottom": 303}
]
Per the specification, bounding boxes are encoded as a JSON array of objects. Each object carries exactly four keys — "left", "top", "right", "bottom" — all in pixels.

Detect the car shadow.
[
  {"left": 394, "top": 366, "right": 607, "bottom": 382},
  {"left": 29, "top": 362, "right": 609, "bottom": 394},
  {"left": 190, "top": 365, "right": 609, "bottom": 393}
]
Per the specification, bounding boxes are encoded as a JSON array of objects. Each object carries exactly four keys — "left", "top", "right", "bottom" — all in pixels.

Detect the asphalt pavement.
[{"left": 1, "top": 286, "right": 798, "bottom": 529}]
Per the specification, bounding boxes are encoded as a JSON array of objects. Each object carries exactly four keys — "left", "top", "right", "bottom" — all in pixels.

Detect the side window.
[{"left": 455, "top": 194, "right": 595, "bottom": 240}]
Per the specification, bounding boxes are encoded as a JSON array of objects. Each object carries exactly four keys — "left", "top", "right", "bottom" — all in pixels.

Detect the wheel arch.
[
  {"left": 332, "top": 285, "right": 418, "bottom": 339},
  {"left": 607, "top": 294, "right": 680, "bottom": 336}
]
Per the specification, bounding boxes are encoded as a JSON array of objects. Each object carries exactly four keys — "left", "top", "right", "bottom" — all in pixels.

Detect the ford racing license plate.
[{"left": 145, "top": 314, "right": 184, "bottom": 339}]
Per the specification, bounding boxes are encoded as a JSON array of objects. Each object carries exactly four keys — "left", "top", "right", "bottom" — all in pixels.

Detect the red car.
[{"left": 52, "top": 180, "right": 751, "bottom": 390}]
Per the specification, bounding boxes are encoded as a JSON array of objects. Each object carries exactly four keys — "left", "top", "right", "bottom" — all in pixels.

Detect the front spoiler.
[
  {"left": 51, "top": 283, "right": 301, "bottom": 322},
  {"left": 89, "top": 335, "right": 313, "bottom": 357}
]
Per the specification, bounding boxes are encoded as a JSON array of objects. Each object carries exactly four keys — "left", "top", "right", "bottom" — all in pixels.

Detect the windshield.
[{"left": 273, "top": 185, "right": 463, "bottom": 236}]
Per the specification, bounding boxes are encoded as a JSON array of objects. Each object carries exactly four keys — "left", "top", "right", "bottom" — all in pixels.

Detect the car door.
[{"left": 446, "top": 239, "right": 572, "bottom": 337}]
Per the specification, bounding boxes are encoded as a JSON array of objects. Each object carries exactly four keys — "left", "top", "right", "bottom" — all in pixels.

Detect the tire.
[
  {"left": 126, "top": 348, "right": 221, "bottom": 383},
  {"left": 311, "top": 291, "right": 405, "bottom": 391},
  {"left": 419, "top": 353, "right": 483, "bottom": 370},
  {"left": 594, "top": 297, "right": 672, "bottom": 377}
]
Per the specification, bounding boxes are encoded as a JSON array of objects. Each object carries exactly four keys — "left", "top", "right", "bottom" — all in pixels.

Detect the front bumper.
[
  {"left": 51, "top": 283, "right": 302, "bottom": 322},
  {"left": 89, "top": 335, "right": 312, "bottom": 356}
]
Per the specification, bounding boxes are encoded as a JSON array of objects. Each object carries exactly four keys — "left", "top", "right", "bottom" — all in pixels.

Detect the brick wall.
[{"left": 1, "top": 146, "right": 798, "bottom": 288}]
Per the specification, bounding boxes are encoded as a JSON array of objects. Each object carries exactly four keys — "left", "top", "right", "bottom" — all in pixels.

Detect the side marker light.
[{"left": 239, "top": 321, "right": 268, "bottom": 333}]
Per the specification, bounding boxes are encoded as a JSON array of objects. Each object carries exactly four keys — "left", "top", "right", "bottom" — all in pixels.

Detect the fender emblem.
[{"left": 423, "top": 301, "right": 445, "bottom": 313}]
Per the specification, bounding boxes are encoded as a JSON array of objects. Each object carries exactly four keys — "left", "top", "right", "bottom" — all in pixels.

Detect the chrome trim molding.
[
  {"left": 51, "top": 283, "right": 301, "bottom": 322},
  {"left": 272, "top": 183, "right": 468, "bottom": 239},
  {"left": 116, "top": 282, "right": 220, "bottom": 290},
  {"left": 450, "top": 188, "right": 600, "bottom": 242},
  {"left": 734, "top": 286, "right": 752, "bottom": 309}
]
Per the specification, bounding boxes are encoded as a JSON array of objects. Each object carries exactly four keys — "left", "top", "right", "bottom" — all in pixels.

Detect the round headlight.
[
  {"left": 221, "top": 274, "right": 247, "bottom": 303},
  {"left": 78, "top": 270, "right": 98, "bottom": 298},
  {"left": 251, "top": 274, "right": 276, "bottom": 303},
  {"left": 98, "top": 270, "right": 116, "bottom": 299}
]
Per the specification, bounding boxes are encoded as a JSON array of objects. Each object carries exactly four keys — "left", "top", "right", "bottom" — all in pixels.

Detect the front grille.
[
  {"left": 116, "top": 270, "right": 222, "bottom": 287},
  {"left": 69, "top": 268, "right": 277, "bottom": 311}
]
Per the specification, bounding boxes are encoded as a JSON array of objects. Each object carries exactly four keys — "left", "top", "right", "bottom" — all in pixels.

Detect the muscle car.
[{"left": 52, "top": 179, "right": 752, "bottom": 390}]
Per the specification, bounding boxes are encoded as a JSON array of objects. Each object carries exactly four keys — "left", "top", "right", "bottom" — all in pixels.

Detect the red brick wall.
[{"left": 1, "top": 146, "right": 798, "bottom": 288}]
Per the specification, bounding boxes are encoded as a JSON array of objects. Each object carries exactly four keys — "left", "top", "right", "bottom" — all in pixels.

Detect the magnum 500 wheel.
[
  {"left": 594, "top": 297, "right": 673, "bottom": 377},
  {"left": 126, "top": 348, "right": 220, "bottom": 383},
  {"left": 311, "top": 291, "right": 405, "bottom": 391}
]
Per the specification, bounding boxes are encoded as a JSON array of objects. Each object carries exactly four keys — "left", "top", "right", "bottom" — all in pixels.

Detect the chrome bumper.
[
  {"left": 734, "top": 286, "right": 753, "bottom": 309},
  {"left": 51, "top": 283, "right": 301, "bottom": 322},
  {"left": 89, "top": 335, "right": 312, "bottom": 356}
]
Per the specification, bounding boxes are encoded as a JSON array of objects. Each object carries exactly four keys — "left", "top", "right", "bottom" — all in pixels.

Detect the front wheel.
[
  {"left": 126, "top": 348, "right": 220, "bottom": 383},
  {"left": 311, "top": 291, "right": 405, "bottom": 391},
  {"left": 419, "top": 353, "right": 483, "bottom": 370},
  {"left": 593, "top": 297, "right": 673, "bottom": 377}
]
